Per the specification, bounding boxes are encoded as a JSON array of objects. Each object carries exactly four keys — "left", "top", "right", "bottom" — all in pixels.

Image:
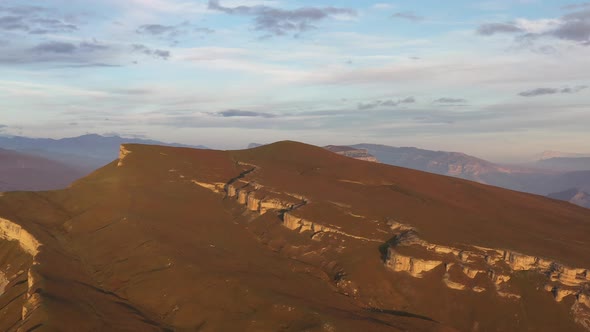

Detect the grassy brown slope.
[
  {"left": 0, "top": 141, "right": 588, "bottom": 331},
  {"left": 0, "top": 144, "right": 446, "bottom": 331},
  {"left": 232, "top": 141, "right": 590, "bottom": 267}
]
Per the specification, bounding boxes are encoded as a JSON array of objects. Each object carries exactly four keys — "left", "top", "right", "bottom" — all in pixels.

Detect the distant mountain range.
[
  {"left": 533, "top": 157, "right": 590, "bottom": 172},
  {"left": 0, "top": 148, "right": 85, "bottom": 191},
  {"left": 3, "top": 135, "right": 588, "bottom": 210},
  {"left": 548, "top": 188, "right": 590, "bottom": 209},
  {"left": 328, "top": 143, "right": 590, "bottom": 209},
  {"left": 0, "top": 134, "right": 206, "bottom": 191},
  {"left": 536, "top": 150, "right": 590, "bottom": 160}
]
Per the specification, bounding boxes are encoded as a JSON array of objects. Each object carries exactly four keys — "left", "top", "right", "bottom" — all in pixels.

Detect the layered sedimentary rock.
[
  {"left": 117, "top": 145, "right": 132, "bottom": 167},
  {"left": 0, "top": 218, "right": 40, "bottom": 256},
  {"left": 386, "top": 250, "right": 443, "bottom": 278},
  {"left": 191, "top": 163, "right": 383, "bottom": 243},
  {"left": 384, "top": 228, "right": 590, "bottom": 328},
  {"left": 0, "top": 217, "right": 43, "bottom": 326}
]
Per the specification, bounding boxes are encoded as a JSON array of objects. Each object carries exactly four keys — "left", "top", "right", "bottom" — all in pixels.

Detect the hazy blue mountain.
[
  {"left": 0, "top": 134, "right": 207, "bottom": 173},
  {"left": 548, "top": 188, "right": 590, "bottom": 209},
  {"left": 350, "top": 143, "right": 590, "bottom": 208},
  {"left": 0, "top": 148, "right": 85, "bottom": 191},
  {"left": 534, "top": 157, "right": 590, "bottom": 172}
]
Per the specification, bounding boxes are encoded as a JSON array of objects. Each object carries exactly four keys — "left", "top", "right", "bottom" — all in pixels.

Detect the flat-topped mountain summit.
[{"left": 0, "top": 141, "right": 589, "bottom": 331}]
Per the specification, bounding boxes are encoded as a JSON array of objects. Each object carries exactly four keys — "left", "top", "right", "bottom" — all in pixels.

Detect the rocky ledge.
[
  {"left": 0, "top": 217, "right": 45, "bottom": 324},
  {"left": 384, "top": 227, "right": 590, "bottom": 330}
]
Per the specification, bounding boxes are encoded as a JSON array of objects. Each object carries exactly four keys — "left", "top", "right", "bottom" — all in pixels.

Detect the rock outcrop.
[
  {"left": 0, "top": 217, "right": 44, "bottom": 325},
  {"left": 384, "top": 229, "right": 590, "bottom": 329},
  {"left": 386, "top": 250, "right": 443, "bottom": 278},
  {"left": 0, "top": 218, "right": 40, "bottom": 256},
  {"left": 191, "top": 163, "right": 382, "bottom": 243},
  {"left": 117, "top": 145, "right": 132, "bottom": 167},
  {"left": 324, "top": 146, "right": 379, "bottom": 163}
]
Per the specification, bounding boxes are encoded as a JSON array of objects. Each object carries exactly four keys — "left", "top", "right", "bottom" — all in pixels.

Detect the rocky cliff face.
[
  {"left": 324, "top": 146, "right": 379, "bottom": 163},
  {"left": 0, "top": 217, "right": 44, "bottom": 325},
  {"left": 117, "top": 145, "right": 132, "bottom": 167},
  {"left": 187, "top": 152, "right": 590, "bottom": 331},
  {"left": 3, "top": 142, "right": 590, "bottom": 331},
  {"left": 193, "top": 162, "right": 382, "bottom": 243},
  {"left": 384, "top": 227, "right": 590, "bottom": 328}
]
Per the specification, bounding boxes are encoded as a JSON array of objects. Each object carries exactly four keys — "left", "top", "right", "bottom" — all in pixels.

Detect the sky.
[{"left": 0, "top": 0, "right": 589, "bottom": 162}]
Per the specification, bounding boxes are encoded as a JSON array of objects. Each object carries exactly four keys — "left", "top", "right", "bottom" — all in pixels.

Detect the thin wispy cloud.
[
  {"left": 0, "top": 4, "right": 77, "bottom": 34},
  {"left": 477, "top": 23, "right": 524, "bottom": 35},
  {"left": 518, "top": 86, "right": 587, "bottom": 97},
  {"left": 434, "top": 98, "right": 467, "bottom": 104},
  {"left": 391, "top": 11, "right": 424, "bottom": 22},
  {"left": 478, "top": 6, "right": 590, "bottom": 45},
  {"left": 358, "top": 97, "right": 415, "bottom": 110},
  {"left": 217, "top": 109, "right": 276, "bottom": 118},
  {"left": 207, "top": 0, "right": 356, "bottom": 37},
  {"left": 131, "top": 44, "right": 171, "bottom": 60},
  {"left": 0, "top": 0, "right": 589, "bottom": 159}
]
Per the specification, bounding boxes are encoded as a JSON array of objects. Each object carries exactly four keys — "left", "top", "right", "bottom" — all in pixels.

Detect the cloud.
[
  {"left": 79, "top": 41, "right": 109, "bottom": 52},
  {"left": 391, "top": 12, "right": 424, "bottom": 22},
  {"left": 552, "top": 10, "right": 590, "bottom": 42},
  {"left": 478, "top": 8, "right": 590, "bottom": 45},
  {"left": 217, "top": 109, "right": 276, "bottom": 118},
  {"left": 57, "top": 63, "right": 122, "bottom": 68},
  {"left": 31, "top": 41, "right": 77, "bottom": 54},
  {"left": 28, "top": 17, "right": 77, "bottom": 34},
  {"left": 30, "top": 40, "right": 110, "bottom": 55},
  {"left": 136, "top": 22, "right": 214, "bottom": 45},
  {"left": 207, "top": 0, "right": 356, "bottom": 37},
  {"left": 476, "top": 23, "right": 524, "bottom": 35},
  {"left": 434, "top": 98, "right": 467, "bottom": 103},
  {"left": 131, "top": 44, "right": 171, "bottom": 60},
  {"left": 358, "top": 96, "right": 415, "bottom": 110},
  {"left": 137, "top": 24, "right": 178, "bottom": 36},
  {"left": 0, "top": 5, "right": 77, "bottom": 34},
  {"left": 0, "top": 15, "right": 28, "bottom": 31},
  {"left": 0, "top": 38, "right": 121, "bottom": 66},
  {"left": 518, "top": 86, "right": 587, "bottom": 97}
]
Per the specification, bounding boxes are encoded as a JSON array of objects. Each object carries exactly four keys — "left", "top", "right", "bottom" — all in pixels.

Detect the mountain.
[
  {"left": 0, "top": 134, "right": 206, "bottom": 173},
  {"left": 350, "top": 144, "right": 590, "bottom": 208},
  {"left": 350, "top": 144, "right": 540, "bottom": 183},
  {"left": 537, "top": 151, "right": 590, "bottom": 161},
  {"left": 324, "top": 145, "right": 379, "bottom": 163},
  {"left": 0, "top": 148, "right": 85, "bottom": 191},
  {"left": 548, "top": 188, "right": 590, "bottom": 209},
  {"left": 535, "top": 157, "right": 590, "bottom": 172},
  {"left": 0, "top": 142, "right": 589, "bottom": 331}
]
